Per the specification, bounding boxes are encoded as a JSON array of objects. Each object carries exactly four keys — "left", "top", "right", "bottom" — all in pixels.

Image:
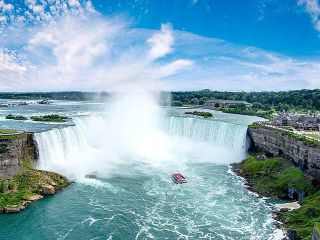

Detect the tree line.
[{"left": 169, "top": 89, "right": 320, "bottom": 111}]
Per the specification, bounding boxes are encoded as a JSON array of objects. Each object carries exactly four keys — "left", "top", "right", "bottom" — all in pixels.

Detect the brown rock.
[
  {"left": 42, "top": 185, "right": 55, "bottom": 195},
  {"left": 22, "top": 201, "right": 32, "bottom": 207},
  {"left": 50, "top": 181, "right": 57, "bottom": 187},
  {"left": 248, "top": 126, "right": 320, "bottom": 180},
  {"left": 4, "top": 205, "right": 21, "bottom": 213},
  {"left": 23, "top": 194, "right": 43, "bottom": 201}
]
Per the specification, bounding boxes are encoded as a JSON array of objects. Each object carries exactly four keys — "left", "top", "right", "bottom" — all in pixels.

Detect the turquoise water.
[
  {"left": 0, "top": 100, "right": 280, "bottom": 240},
  {"left": 0, "top": 165, "right": 276, "bottom": 239}
]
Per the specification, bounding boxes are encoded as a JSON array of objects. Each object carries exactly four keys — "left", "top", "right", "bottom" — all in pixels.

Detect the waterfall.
[
  {"left": 167, "top": 116, "right": 248, "bottom": 155},
  {"left": 34, "top": 116, "right": 105, "bottom": 177},
  {"left": 34, "top": 115, "right": 248, "bottom": 178}
]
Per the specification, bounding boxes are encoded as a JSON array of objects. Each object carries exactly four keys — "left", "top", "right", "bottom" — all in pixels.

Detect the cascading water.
[
  {"left": 2, "top": 98, "right": 283, "bottom": 240},
  {"left": 35, "top": 114, "right": 249, "bottom": 179},
  {"left": 167, "top": 116, "right": 248, "bottom": 157}
]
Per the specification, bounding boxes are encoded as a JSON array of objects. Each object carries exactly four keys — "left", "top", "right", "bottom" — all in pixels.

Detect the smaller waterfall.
[{"left": 167, "top": 116, "right": 248, "bottom": 157}]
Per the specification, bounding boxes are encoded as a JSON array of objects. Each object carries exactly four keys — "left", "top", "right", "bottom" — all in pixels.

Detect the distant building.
[
  {"left": 272, "top": 113, "right": 320, "bottom": 130},
  {"left": 203, "top": 99, "right": 252, "bottom": 109}
]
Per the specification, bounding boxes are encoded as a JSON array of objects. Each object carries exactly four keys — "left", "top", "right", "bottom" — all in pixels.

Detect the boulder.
[
  {"left": 279, "top": 208, "right": 290, "bottom": 212},
  {"left": 41, "top": 185, "right": 55, "bottom": 195}
]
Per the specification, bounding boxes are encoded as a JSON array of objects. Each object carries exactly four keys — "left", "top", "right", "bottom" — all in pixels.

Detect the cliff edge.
[
  {"left": 0, "top": 130, "right": 69, "bottom": 213},
  {"left": 247, "top": 123, "right": 320, "bottom": 182}
]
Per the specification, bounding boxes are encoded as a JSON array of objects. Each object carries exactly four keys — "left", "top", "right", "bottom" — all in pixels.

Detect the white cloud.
[
  {"left": 0, "top": 0, "right": 318, "bottom": 92},
  {"left": 0, "top": 6, "right": 192, "bottom": 91},
  {"left": 0, "top": 0, "right": 93, "bottom": 27},
  {"left": 0, "top": 50, "right": 27, "bottom": 73},
  {"left": 298, "top": 0, "right": 320, "bottom": 32},
  {"left": 147, "top": 24, "right": 174, "bottom": 59},
  {"left": 68, "top": 0, "right": 80, "bottom": 7}
]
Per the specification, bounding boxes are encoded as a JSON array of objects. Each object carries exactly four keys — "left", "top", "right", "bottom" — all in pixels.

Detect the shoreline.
[
  {"left": 231, "top": 151, "right": 320, "bottom": 240},
  {"left": 229, "top": 164, "right": 289, "bottom": 239}
]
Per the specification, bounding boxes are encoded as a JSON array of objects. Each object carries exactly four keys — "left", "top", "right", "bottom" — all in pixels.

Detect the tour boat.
[{"left": 171, "top": 173, "right": 187, "bottom": 184}]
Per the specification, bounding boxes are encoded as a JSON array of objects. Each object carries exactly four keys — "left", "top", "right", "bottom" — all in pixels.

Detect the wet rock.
[
  {"left": 41, "top": 185, "right": 55, "bottom": 195},
  {"left": 4, "top": 205, "right": 21, "bottom": 213},
  {"left": 288, "top": 230, "right": 297, "bottom": 240},
  {"left": 279, "top": 208, "right": 290, "bottom": 212},
  {"left": 85, "top": 174, "right": 96, "bottom": 179}
]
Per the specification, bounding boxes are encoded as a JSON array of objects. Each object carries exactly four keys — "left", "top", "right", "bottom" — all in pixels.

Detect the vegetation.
[
  {"left": 170, "top": 89, "right": 320, "bottom": 111},
  {"left": 239, "top": 155, "right": 314, "bottom": 197},
  {"left": 235, "top": 153, "right": 320, "bottom": 239},
  {"left": 169, "top": 89, "right": 320, "bottom": 119},
  {"left": 219, "top": 104, "right": 273, "bottom": 119},
  {"left": 0, "top": 129, "right": 26, "bottom": 140},
  {"left": 5, "top": 114, "right": 27, "bottom": 120},
  {"left": 0, "top": 129, "right": 17, "bottom": 134},
  {"left": 31, "top": 114, "right": 67, "bottom": 122},
  {"left": 185, "top": 111, "right": 213, "bottom": 118},
  {"left": 0, "top": 169, "right": 69, "bottom": 208},
  {"left": 249, "top": 122, "right": 320, "bottom": 147},
  {"left": 0, "top": 150, "right": 69, "bottom": 209},
  {"left": 306, "top": 134, "right": 320, "bottom": 140},
  {"left": 277, "top": 191, "right": 320, "bottom": 240}
]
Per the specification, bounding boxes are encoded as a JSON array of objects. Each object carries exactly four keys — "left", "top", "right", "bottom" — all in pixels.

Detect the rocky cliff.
[
  {"left": 248, "top": 124, "right": 320, "bottom": 181},
  {"left": 0, "top": 132, "right": 37, "bottom": 178},
  {"left": 0, "top": 130, "right": 69, "bottom": 213}
]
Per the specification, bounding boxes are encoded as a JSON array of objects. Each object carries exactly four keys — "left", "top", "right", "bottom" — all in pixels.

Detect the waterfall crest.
[{"left": 35, "top": 115, "right": 248, "bottom": 179}]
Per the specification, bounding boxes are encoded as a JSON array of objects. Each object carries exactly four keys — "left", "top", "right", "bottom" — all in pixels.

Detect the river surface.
[{"left": 0, "top": 99, "right": 283, "bottom": 240}]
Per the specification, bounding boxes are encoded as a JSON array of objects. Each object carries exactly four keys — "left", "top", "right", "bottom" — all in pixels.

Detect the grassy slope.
[
  {"left": 240, "top": 155, "right": 314, "bottom": 198},
  {"left": 0, "top": 129, "right": 17, "bottom": 134}
]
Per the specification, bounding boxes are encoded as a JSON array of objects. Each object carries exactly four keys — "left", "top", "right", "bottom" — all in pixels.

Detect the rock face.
[
  {"left": 41, "top": 185, "right": 55, "bottom": 195},
  {"left": 0, "top": 133, "right": 37, "bottom": 178},
  {"left": 248, "top": 126, "right": 320, "bottom": 180}
]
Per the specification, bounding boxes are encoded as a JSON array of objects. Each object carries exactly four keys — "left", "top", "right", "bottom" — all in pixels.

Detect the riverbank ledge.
[{"left": 0, "top": 130, "right": 69, "bottom": 213}]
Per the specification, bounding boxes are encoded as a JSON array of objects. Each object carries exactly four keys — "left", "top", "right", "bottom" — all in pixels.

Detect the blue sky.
[
  {"left": 93, "top": 0, "right": 320, "bottom": 56},
  {"left": 0, "top": 0, "right": 319, "bottom": 91}
]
